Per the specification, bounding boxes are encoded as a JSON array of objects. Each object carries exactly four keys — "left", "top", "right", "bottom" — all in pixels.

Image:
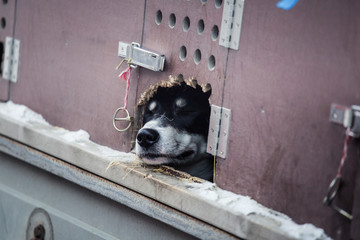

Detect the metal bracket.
[
  {"left": 118, "top": 42, "right": 165, "bottom": 72},
  {"left": 3, "top": 36, "right": 20, "bottom": 83},
  {"left": 219, "top": 0, "right": 245, "bottom": 50},
  {"left": 329, "top": 103, "right": 360, "bottom": 138},
  {"left": 207, "top": 105, "right": 231, "bottom": 158}
]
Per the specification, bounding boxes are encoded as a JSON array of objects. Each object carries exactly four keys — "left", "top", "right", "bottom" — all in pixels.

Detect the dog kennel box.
[{"left": 0, "top": 0, "right": 359, "bottom": 239}]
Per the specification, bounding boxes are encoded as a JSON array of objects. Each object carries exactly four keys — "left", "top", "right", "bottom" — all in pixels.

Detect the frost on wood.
[
  {"left": 0, "top": 101, "right": 137, "bottom": 163},
  {"left": 0, "top": 101, "right": 50, "bottom": 126},
  {"left": 185, "top": 182, "right": 331, "bottom": 240},
  {"left": 0, "top": 101, "right": 331, "bottom": 240}
]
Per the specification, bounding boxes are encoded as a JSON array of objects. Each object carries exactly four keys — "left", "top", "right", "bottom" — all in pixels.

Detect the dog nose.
[{"left": 136, "top": 128, "right": 160, "bottom": 148}]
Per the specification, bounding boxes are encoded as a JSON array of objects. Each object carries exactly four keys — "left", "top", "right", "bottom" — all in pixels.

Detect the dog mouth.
[{"left": 139, "top": 150, "right": 196, "bottom": 164}]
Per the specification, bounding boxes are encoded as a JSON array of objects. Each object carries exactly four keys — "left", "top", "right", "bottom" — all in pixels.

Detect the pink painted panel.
[
  {"left": 7, "top": 0, "right": 360, "bottom": 238},
  {"left": 0, "top": 0, "right": 16, "bottom": 101},
  {"left": 138, "top": 0, "right": 228, "bottom": 106},
  {"left": 11, "top": 0, "right": 145, "bottom": 151},
  {"left": 219, "top": 0, "right": 360, "bottom": 239}
]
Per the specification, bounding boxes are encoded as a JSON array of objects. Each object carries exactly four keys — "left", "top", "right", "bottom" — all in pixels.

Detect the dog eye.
[
  {"left": 147, "top": 101, "right": 159, "bottom": 114},
  {"left": 175, "top": 106, "right": 195, "bottom": 115}
]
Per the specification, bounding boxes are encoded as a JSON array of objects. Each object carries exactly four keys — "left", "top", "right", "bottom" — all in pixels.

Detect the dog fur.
[{"left": 135, "top": 76, "right": 213, "bottom": 181}]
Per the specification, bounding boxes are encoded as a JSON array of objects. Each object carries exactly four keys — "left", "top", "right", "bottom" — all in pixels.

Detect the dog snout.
[{"left": 137, "top": 128, "right": 160, "bottom": 148}]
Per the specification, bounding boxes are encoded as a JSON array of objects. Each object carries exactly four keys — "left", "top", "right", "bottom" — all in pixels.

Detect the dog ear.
[
  {"left": 189, "top": 78, "right": 198, "bottom": 88},
  {"left": 177, "top": 74, "right": 185, "bottom": 83},
  {"left": 202, "top": 83, "right": 212, "bottom": 99},
  {"left": 169, "top": 75, "right": 184, "bottom": 84}
]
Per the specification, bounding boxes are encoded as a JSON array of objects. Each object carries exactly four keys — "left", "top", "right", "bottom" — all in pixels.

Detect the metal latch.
[
  {"left": 113, "top": 107, "right": 134, "bottom": 132},
  {"left": 118, "top": 42, "right": 165, "bottom": 71},
  {"left": 207, "top": 105, "right": 231, "bottom": 158},
  {"left": 3, "top": 36, "right": 20, "bottom": 83},
  {"left": 329, "top": 104, "right": 360, "bottom": 137},
  {"left": 219, "top": 0, "right": 245, "bottom": 50}
]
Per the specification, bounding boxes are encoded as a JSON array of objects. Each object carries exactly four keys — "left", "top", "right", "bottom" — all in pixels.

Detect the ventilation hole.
[
  {"left": 155, "top": 10, "right": 162, "bottom": 25},
  {"left": 194, "top": 49, "right": 201, "bottom": 65},
  {"left": 208, "top": 55, "right": 215, "bottom": 71},
  {"left": 177, "top": 74, "right": 184, "bottom": 80},
  {"left": 169, "top": 13, "right": 176, "bottom": 29},
  {"left": 215, "top": 0, "right": 222, "bottom": 8},
  {"left": 211, "top": 25, "right": 219, "bottom": 41},
  {"left": 2, "top": 0, "right": 7, "bottom": 4},
  {"left": 179, "top": 46, "right": 187, "bottom": 61},
  {"left": 197, "top": 19, "right": 205, "bottom": 34},
  {"left": 0, "top": 41, "right": 3, "bottom": 77},
  {"left": 1, "top": 18, "right": 5, "bottom": 29},
  {"left": 182, "top": 16, "right": 190, "bottom": 32}
]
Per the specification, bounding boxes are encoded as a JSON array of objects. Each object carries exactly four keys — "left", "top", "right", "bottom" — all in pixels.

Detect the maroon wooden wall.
[
  {"left": 9, "top": 0, "right": 145, "bottom": 151},
  {"left": 1, "top": 0, "right": 359, "bottom": 239},
  {"left": 220, "top": 1, "right": 360, "bottom": 239},
  {"left": 0, "top": 0, "right": 15, "bottom": 101}
]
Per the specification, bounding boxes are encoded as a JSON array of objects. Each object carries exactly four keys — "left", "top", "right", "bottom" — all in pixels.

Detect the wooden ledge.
[{"left": 0, "top": 101, "right": 330, "bottom": 240}]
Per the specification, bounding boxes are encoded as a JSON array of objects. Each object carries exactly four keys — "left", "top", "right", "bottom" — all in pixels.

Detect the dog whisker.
[{"left": 160, "top": 113, "right": 174, "bottom": 122}]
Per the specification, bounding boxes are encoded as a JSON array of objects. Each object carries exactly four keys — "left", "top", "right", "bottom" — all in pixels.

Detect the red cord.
[
  {"left": 336, "top": 129, "right": 351, "bottom": 178},
  {"left": 118, "top": 66, "right": 132, "bottom": 111}
]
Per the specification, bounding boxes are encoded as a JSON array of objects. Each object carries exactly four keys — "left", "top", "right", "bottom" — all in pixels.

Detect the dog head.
[{"left": 135, "top": 76, "right": 212, "bottom": 171}]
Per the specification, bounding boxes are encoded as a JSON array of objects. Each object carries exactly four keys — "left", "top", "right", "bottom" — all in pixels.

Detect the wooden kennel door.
[
  {"left": 0, "top": 0, "right": 16, "bottom": 101},
  {"left": 218, "top": 1, "right": 360, "bottom": 239},
  {"left": 140, "top": 0, "right": 360, "bottom": 239},
  {"left": 137, "top": 0, "right": 228, "bottom": 107},
  {"left": 9, "top": 0, "right": 145, "bottom": 151}
]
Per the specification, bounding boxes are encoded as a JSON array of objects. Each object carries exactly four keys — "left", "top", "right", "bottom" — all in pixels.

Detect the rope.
[
  {"left": 336, "top": 129, "right": 351, "bottom": 178},
  {"left": 323, "top": 128, "right": 354, "bottom": 220},
  {"left": 118, "top": 66, "right": 132, "bottom": 111}
]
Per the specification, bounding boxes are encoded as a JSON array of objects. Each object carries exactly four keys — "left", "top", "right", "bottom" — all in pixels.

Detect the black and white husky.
[{"left": 135, "top": 78, "right": 213, "bottom": 181}]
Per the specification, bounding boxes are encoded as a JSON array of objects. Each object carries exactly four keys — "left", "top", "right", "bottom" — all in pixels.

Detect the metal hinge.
[
  {"left": 3, "top": 37, "right": 20, "bottom": 83},
  {"left": 207, "top": 105, "right": 232, "bottom": 158},
  {"left": 118, "top": 42, "right": 165, "bottom": 71},
  {"left": 329, "top": 103, "right": 360, "bottom": 138},
  {"left": 219, "top": 0, "right": 245, "bottom": 50}
]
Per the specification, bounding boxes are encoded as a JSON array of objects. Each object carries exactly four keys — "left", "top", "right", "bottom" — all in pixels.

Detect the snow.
[
  {"left": 0, "top": 101, "right": 50, "bottom": 125},
  {"left": 0, "top": 101, "right": 331, "bottom": 240},
  {"left": 185, "top": 181, "right": 331, "bottom": 240},
  {"left": 0, "top": 101, "right": 137, "bottom": 162}
]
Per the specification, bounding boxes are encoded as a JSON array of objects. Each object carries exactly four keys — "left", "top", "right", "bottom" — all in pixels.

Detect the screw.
[{"left": 33, "top": 224, "right": 45, "bottom": 240}]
